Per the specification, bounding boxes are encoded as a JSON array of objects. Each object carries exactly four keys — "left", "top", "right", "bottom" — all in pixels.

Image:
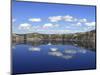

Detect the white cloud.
[
  {"left": 42, "top": 23, "right": 59, "bottom": 28},
  {"left": 74, "top": 18, "right": 78, "bottom": 22},
  {"left": 18, "top": 23, "right": 32, "bottom": 30},
  {"left": 71, "top": 22, "right": 82, "bottom": 26},
  {"left": 42, "top": 23, "right": 53, "bottom": 28},
  {"left": 85, "top": 22, "right": 95, "bottom": 27},
  {"left": 29, "top": 18, "right": 41, "bottom": 22},
  {"left": 63, "top": 15, "right": 76, "bottom": 22},
  {"left": 79, "top": 18, "right": 87, "bottom": 23},
  {"left": 48, "top": 16, "right": 62, "bottom": 22},
  {"left": 48, "top": 15, "right": 88, "bottom": 23},
  {"left": 48, "top": 15, "right": 77, "bottom": 22},
  {"left": 76, "top": 22, "right": 82, "bottom": 26}
]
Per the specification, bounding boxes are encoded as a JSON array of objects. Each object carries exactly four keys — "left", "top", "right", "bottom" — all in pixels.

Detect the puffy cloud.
[
  {"left": 71, "top": 22, "right": 82, "bottom": 26},
  {"left": 48, "top": 16, "right": 62, "bottom": 22},
  {"left": 42, "top": 23, "right": 53, "bottom": 28},
  {"left": 18, "top": 23, "right": 32, "bottom": 30},
  {"left": 29, "top": 18, "right": 41, "bottom": 22},
  {"left": 76, "top": 22, "right": 82, "bottom": 26},
  {"left": 63, "top": 15, "right": 76, "bottom": 22},
  {"left": 85, "top": 22, "right": 95, "bottom": 27},
  {"left": 42, "top": 23, "right": 59, "bottom": 28},
  {"left": 48, "top": 15, "right": 77, "bottom": 22},
  {"left": 79, "top": 18, "right": 87, "bottom": 23}
]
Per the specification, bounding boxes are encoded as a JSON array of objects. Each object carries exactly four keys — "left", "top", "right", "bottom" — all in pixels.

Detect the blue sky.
[{"left": 12, "top": 1, "right": 96, "bottom": 34}]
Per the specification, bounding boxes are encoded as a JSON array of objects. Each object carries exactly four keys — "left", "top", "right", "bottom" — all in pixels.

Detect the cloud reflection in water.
[
  {"left": 29, "top": 47, "right": 40, "bottom": 51},
  {"left": 28, "top": 46, "right": 87, "bottom": 60},
  {"left": 48, "top": 47, "right": 87, "bottom": 60}
]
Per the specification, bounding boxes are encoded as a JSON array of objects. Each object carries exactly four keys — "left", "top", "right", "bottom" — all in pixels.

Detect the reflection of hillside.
[
  {"left": 13, "top": 40, "right": 95, "bottom": 51},
  {"left": 12, "top": 30, "right": 96, "bottom": 51}
]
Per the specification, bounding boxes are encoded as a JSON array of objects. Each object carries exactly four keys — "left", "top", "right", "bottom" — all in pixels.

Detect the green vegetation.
[{"left": 12, "top": 30, "right": 95, "bottom": 42}]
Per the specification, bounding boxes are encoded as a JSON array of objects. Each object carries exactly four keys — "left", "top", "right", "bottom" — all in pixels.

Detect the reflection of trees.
[
  {"left": 13, "top": 39, "right": 95, "bottom": 51},
  {"left": 12, "top": 30, "right": 96, "bottom": 51},
  {"left": 73, "top": 41, "right": 95, "bottom": 51}
]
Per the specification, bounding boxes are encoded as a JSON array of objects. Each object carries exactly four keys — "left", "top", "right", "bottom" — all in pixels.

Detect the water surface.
[{"left": 12, "top": 41, "right": 96, "bottom": 74}]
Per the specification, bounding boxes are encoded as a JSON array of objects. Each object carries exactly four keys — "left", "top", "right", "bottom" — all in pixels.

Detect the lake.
[{"left": 12, "top": 40, "right": 96, "bottom": 74}]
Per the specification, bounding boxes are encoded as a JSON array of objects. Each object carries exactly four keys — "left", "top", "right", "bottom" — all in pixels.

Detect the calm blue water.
[{"left": 12, "top": 42, "right": 96, "bottom": 74}]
